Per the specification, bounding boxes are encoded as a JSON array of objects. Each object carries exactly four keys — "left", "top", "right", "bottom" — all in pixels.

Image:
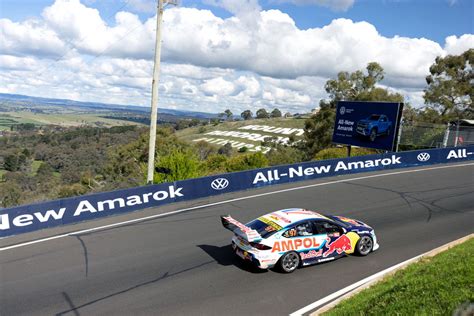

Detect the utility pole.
[{"left": 147, "top": 0, "right": 165, "bottom": 184}]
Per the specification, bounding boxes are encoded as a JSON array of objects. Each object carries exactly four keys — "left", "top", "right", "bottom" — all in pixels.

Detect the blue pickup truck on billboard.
[{"left": 332, "top": 101, "right": 404, "bottom": 151}]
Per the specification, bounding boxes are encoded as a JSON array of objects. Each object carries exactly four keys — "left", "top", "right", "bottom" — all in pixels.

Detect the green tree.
[
  {"left": 302, "top": 62, "right": 404, "bottom": 158},
  {"left": 224, "top": 109, "right": 233, "bottom": 120},
  {"left": 271, "top": 108, "right": 282, "bottom": 118},
  {"left": 153, "top": 148, "right": 202, "bottom": 183},
  {"left": 4, "top": 154, "right": 19, "bottom": 171},
  {"left": 226, "top": 152, "right": 268, "bottom": 172},
  {"left": 204, "top": 154, "right": 228, "bottom": 174},
  {"left": 424, "top": 49, "right": 473, "bottom": 121},
  {"left": 0, "top": 182, "right": 22, "bottom": 207},
  {"left": 218, "top": 143, "right": 233, "bottom": 156},
  {"left": 256, "top": 108, "right": 270, "bottom": 119},
  {"left": 241, "top": 110, "right": 253, "bottom": 120}
]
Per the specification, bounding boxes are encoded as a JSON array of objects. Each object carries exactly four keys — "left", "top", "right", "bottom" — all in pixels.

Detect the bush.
[
  {"left": 313, "top": 147, "right": 377, "bottom": 161},
  {"left": 218, "top": 143, "right": 233, "bottom": 156},
  {"left": 238, "top": 146, "right": 248, "bottom": 153},
  {"left": 153, "top": 148, "right": 203, "bottom": 183},
  {"left": 205, "top": 154, "right": 228, "bottom": 174},
  {"left": 226, "top": 152, "right": 268, "bottom": 172},
  {"left": 57, "top": 183, "right": 88, "bottom": 198}
]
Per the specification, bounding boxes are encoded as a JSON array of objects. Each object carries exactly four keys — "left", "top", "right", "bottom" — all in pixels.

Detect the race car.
[{"left": 221, "top": 208, "right": 379, "bottom": 273}]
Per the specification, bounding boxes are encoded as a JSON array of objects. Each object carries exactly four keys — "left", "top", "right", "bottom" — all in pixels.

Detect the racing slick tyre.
[
  {"left": 369, "top": 128, "right": 377, "bottom": 142},
  {"left": 278, "top": 251, "right": 300, "bottom": 273},
  {"left": 355, "top": 236, "right": 373, "bottom": 256}
]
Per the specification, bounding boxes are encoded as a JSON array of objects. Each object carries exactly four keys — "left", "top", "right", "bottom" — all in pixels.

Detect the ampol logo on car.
[
  {"left": 211, "top": 178, "right": 229, "bottom": 190},
  {"left": 417, "top": 152, "right": 430, "bottom": 162}
]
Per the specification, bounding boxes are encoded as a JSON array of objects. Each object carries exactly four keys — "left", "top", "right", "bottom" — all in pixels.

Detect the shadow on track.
[{"left": 197, "top": 244, "right": 268, "bottom": 274}]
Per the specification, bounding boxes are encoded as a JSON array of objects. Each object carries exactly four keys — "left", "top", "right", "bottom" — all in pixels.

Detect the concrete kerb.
[{"left": 310, "top": 233, "right": 474, "bottom": 316}]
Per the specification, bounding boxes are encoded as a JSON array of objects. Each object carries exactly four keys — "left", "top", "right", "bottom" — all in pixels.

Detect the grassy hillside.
[
  {"left": 0, "top": 111, "right": 142, "bottom": 130},
  {"left": 177, "top": 117, "right": 306, "bottom": 153}
]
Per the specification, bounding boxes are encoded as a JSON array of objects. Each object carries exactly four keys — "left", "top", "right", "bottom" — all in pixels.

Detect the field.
[
  {"left": 0, "top": 111, "right": 143, "bottom": 130},
  {"left": 177, "top": 117, "right": 306, "bottom": 153}
]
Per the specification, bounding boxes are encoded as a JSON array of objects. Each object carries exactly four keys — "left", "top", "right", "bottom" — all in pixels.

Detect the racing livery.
[{"left": 221, "top": 208, "right": 379, "bottom": 273}]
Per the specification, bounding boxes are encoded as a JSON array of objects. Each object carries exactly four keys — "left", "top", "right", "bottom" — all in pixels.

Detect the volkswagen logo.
[
  {"left": 417, "top": 152, "right": 430, "bottom": 162},
  {"left": 339, "top": 106, "right": 346, "bottom": 115},
  {"left": 211, "top": 178, "right": 229, "bottom": 190}
]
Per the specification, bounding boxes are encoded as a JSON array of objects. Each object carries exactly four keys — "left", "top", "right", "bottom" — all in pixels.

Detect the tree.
[
  {"left": 224, "top": 109, "right": 233, "bottom": 120},
  {"left": 241, "top": 110, "right": 253, "bottom": 120},
  {"left": 271, "top": 108, "right": 282, "bottom": 118},
  {"left": 226, "top": 152, "right": 268, "bottom": 172},
  {"left": 256, "top": 108, "right": 269, "bottom": 119},
  {"left": 217, "top": 143, "right": 233, "bottom": 156},
  {"left": 0, "top": 182, "right": 22, "bottom": 207},
  {"left": 424, "top": 49, "right": 473, "bottom": 121},
  {"left": 302, "top": 62, "right": 404, "bottom": 158},
  {"left": 4, "top": 154, "right": 19, "bottom": 171},
  {"left": 153, "top": 148, "right": 202, "bottom": 183}
]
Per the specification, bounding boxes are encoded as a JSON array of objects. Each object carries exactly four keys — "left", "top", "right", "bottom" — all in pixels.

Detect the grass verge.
[{"left": 323, "top": 237, "right": 474, "bottom": 315}]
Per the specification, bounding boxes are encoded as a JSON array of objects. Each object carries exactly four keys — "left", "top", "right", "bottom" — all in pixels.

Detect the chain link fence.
[{"left": 397, "top": 121, "right": 474, "bottom": 150}]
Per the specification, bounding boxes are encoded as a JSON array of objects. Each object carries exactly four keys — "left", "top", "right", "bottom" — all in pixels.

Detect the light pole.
[{"left": 147, "top": 0, "right": 176, "bottom": 184}]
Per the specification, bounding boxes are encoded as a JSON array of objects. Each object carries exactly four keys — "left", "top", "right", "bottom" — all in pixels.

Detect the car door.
[
  {"left": 314, "top": 221, "right": 350, "bottom": 259},
  {"left": 279, "top": 221, "right": 327, "bottom": 265}
]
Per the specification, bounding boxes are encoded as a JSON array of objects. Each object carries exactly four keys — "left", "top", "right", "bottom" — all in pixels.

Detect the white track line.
[{"left": 1, "top": 162, "right": 473, "bottom": 252}]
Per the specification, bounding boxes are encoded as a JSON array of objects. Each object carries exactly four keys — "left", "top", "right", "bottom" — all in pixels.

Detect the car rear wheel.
[
  {"left": 356, "top": 236, "right": 373, "bottom": 256},
  {"left": 278, "top": 251, "right": 300, "bottom": 273}
]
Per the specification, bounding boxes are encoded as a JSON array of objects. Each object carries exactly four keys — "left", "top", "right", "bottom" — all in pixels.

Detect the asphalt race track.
[{"left": 1, "top": 162, "right": 473, "bottom": 315}]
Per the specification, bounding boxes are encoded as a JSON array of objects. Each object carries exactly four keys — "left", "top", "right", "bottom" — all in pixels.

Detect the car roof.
[{"left": 259, "top": 208, "right": 331, "bottom": 229}]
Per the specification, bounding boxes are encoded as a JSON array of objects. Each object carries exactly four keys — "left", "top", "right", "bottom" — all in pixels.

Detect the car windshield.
[
  {"left": 324, "top": 215, "right": 349, "bottom": 228},
  {"left": 246, "top": 219, "right": 280, "bottom": 238},
  {"left": 368, "top": 114, "right": 381, "bottom": 121}
]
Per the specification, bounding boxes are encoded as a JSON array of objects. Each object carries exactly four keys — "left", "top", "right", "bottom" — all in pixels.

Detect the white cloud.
[
  {"left": 0, "top": 18, "right": 66, "bottom": 57},
  {"left": 200, "top": 77, "right": 236, "bottom": 96},
  {"left": 444, "top": 34, "right": 474, "bottom": 55},
  {"left": 0, "top": 0, "right": 473, "bottom": 114}
]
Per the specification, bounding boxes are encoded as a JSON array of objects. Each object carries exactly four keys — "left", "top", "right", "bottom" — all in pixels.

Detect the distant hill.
[{"left": 0, "top": 93, "right": 218, "bottom": 119}]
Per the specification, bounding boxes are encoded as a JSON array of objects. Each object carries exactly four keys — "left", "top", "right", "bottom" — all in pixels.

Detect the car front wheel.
[
  {"left": 278, "top": 251, "right": 300, "bottom": 273},
  {"left": 356, "top": 236, "right": 373, "bottom": 256}
]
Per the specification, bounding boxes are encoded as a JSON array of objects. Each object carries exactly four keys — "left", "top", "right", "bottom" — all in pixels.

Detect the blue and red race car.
[{"left": 221, "top": 208, "right": 379, "bottom": 273}]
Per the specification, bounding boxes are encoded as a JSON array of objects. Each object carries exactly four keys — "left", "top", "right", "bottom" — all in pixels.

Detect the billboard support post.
[
  {"left": 454, "top": 119, "right": 460, "bottom": 147},
  {"left": 442, "top": 122, "right": 450, "bottom": 148},
  {"left": 395, "top": 121, "right": 403, "bottom": 152},
  {"left": 347, "top": 145, "right": 351, "bottom": 157}
]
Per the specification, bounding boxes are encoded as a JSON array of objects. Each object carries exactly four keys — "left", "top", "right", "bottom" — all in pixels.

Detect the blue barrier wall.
[{"left": 1, "top": 146, "right": 473, "bottom": 238}]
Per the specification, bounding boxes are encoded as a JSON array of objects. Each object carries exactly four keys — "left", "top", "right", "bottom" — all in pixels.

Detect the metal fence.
[{"left": 397, "top": 122, "right": 474, "bottom": 149}]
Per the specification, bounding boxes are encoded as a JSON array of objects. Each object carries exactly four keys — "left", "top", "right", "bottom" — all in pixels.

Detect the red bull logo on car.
[{"left": 323, "top": 235, "right": 352, "bottom": 257}]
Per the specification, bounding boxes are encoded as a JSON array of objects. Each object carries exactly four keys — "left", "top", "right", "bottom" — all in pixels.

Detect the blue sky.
[
  {"left": 0, "top": 0, "right": 472, "bottom": 113},
  {"left": 2, "top": 0, "right": 472, "bottom": 44}
]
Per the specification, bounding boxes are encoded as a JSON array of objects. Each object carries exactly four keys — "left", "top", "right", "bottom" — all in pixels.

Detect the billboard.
[{"left": 332, "top": 101, "right": 404, "bottom": 151}]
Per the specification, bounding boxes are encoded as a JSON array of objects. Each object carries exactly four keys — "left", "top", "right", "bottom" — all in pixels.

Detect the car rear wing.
[{"left": 221, "top": 215, "right": 262, "bottom": 242}]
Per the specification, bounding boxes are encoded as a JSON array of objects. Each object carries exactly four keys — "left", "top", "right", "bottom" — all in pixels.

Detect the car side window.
[
  {"left": 282, "top": 227, "right": 297, "bottom": 238},
  {"left": 295, "top": 221, "right": 313, "bottom": 236},
  {"left": 315, "top": 222, "right": 343, "bottom": 235},
  {"left": 282, "top": 221, "right": 314, "bottom": 237},
  {"left": 381, "top": 116, "right": 386, "bottom": 122}
]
